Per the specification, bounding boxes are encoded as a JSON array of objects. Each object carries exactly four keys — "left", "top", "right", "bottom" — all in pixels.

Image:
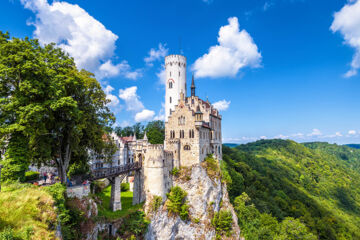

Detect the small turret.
[
  {"left": 191, "top": 74, "right": 196, "bottom": 97},
  {"left": 195, "top": 105, "right": 203, "bottom": 129},
  {"left": 143, "top": 132, "right": 148, "bottom": 142}
]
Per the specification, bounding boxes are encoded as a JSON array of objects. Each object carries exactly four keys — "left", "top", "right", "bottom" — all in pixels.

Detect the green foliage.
[
  {"left": 166, "top": 186, "right": 189, "bottom": 220},
  {"left": 24, "top": 171, "right": 39, "bottom": 182},
  {"left": 202, "top": 154, "right": 220, "bottom": 179},
  {"left": 0, "top": 183, "right": 57, "bottom": 239},
  {"left": 0, "top": 227, "right": 20, "bottom": 240},
  {"left": 179, "top": 202, "right": 190, "bottom": 221},
  {"left": 114, "top": 120, "right": 165, "bottom": 144},
  {"left": 193, "top": 218, "right": 200, "bottom": 224},
  {"left": 1, "top": 134, "right": 30, "bottom": 182},
  {"left": 44, "top": 183, "right": 84, "bottom": 239},
  {"left": 222, "top": 140, "right": 360, "bottom": 239},
  {"left": 275, "top": 217, "right": 317, "bottom": 240},
  {"left": 211, "top": 210, "right": 233, "bottom": 237},
  {"left": 67, "top": 160, "right": 90, "bottom": 178},
  {"left": 152, "top": 195, "right": 162, "bottom": 212},
  {"left": 117, "top": 211, "right": 150, "bottom": 239},
  {"left": 0, "top": 32, "right": 115, "bottom": 184},
  {"left": 170, "top": 167, "right": 180, "bottom": 177},
  {"left": 121, "top": 182, "right": 130, "bottom": 192}
]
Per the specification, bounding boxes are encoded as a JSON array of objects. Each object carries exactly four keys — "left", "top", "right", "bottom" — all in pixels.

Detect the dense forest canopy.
[{"left": 222, "top": 139, "right": 360, "bottom": 240}]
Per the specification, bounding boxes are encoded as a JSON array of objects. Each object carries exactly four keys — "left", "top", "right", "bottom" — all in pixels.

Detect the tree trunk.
[{"left": 57, "top": 134, "right": 71, "bottom": 184}]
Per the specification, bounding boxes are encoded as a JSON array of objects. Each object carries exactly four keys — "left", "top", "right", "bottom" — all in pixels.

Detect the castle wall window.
[
  {"left": 169, "top": 82, "right": 173, "bottom": 89},
  {"left": 170, "top": 71, "right": 172, "bottom": 76},
  {"left": 184, "top": 145, "right": 191, "bottom": 151},
  {"left": 179, "top": 71, "right": 180, "bottom": 76},
  {"left": 170, "top": 97, "right": 172, "bottom": 103}
]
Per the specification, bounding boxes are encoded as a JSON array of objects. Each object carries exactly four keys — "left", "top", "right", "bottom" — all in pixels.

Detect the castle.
[{"left": 91, "top": 54, "right": 222, "bottom": 204}]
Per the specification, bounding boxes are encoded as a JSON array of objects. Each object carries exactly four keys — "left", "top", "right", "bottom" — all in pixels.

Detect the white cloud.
[
  {"left": 135, "top": 109, "right": 155, "bottom": 122},
  {"left": 331, "top": 0, "right": 360, "bottom": 77},
  {"left": 98, "top": 60, "right": 142, "bottom": 80},
  {"left": 144, "top": 43, "right": 168, "bottom": 66},
  {"left": 118, "top": 86, "right": 144, "bottom": 112},
  {"left": 274, "top": 134, "right": 289, "bottom": 139},
  {"left": 192, "top": 17, "right": 261, "bottom": 78},
  {"left": 291, "top": 133, "right": 305, "bottom": 138},
  {"left": 21, "top": 0, "right": 140, "bottom": 80},
  {"left": 154, "top": 102, "right": 165, "bottom": 121},
  {"left": 348, "top": 130, "right": 357, "bottom": 135},
  {"left": 212, "top": 100, "right": 231, "bottom": 111},
  {"left": 104, "top": 85, "right": 120, "bottom": 108},
  {"left": 156, "top": 66, "right": 166, "bottom": 85},
  {"left": 307, "top": 128, "right": 322, "bottom": 137}
]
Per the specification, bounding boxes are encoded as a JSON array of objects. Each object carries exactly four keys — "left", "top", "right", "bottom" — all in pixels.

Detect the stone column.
[
  {"left": 132, "top": 169, "right": 144, "bottom": 205},
  {"left": 109, "top": 176, "right": 121, "bottom": 211}
]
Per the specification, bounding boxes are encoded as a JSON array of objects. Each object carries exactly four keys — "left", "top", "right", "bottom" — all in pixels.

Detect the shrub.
[
  {"left": 166, "top": 186, "right": 189, "bottom": 220},
  {"left": 121, "top": 182, "right": 130, "bottom": 192},
  {"left": 170, "top": 167, "right": 180, "bottom": 177},
  {"left": 152, "top": 195, "right": 162, "bottom": 212},
  {"left": 202, "top": 154, "right": 220, "bottom": 179},
  {"left": 117, "top": 211, "right": 150, "bottom": 238},
  {"left": 24, "top": 171, "right": 39, "bottom": 182},
  {"left": 0, "top": 227, "right": 19, "bottom": 240},
  {"left": 193, "top": 218, "right": 200, "bottom": 224},
  {"left": 211, "top": 210, "right": 233, "bottom": 237},
  {"left": 180, "top": 202, "right": 190, "bottom": 221}
]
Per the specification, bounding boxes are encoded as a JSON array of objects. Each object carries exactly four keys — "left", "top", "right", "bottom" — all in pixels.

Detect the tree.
[
  {"left": 145, "top": 120, "right": 164, "bottom": 144},
  {"left": 0, "top": 32, "right": 115, "bottom": 183}
]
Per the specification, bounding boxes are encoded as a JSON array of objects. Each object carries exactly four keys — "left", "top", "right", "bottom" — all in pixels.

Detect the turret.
[
  {"left": 191, "top": 74, "right": 196, "bottom": 97},
  {"left": 165, "top": 55, "right": 187, "bottom": 121},
  {"left": 195, "top": 105, "right": 203, "bottom": 129}
]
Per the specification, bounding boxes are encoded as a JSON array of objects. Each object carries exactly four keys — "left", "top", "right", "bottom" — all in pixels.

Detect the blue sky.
[{"left": 1, "top": 0, "right": 360, "bottom": 144}]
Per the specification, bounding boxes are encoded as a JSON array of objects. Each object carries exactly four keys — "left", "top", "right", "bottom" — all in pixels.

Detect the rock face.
[{"left": 145, "top": 164, "right": 241, "bottom": 240}]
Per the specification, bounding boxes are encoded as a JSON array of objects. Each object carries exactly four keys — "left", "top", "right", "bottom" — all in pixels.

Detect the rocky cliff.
[{"left": 145, "top": 163, "right": 241, "bottom": 240}]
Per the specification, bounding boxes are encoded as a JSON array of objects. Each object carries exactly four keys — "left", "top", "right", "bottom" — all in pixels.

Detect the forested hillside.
[{"left": 222, "top": 139, "right": 360, "bottom": 240}]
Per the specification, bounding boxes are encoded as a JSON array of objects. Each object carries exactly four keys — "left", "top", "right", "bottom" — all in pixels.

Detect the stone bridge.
[{"left": 90, "top": 161, "right": 142, "bottom": 211}]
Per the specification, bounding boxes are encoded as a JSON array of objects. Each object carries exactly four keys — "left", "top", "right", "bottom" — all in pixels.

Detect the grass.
[
  {"left": 95, "top": 185, "right": 143, "bottom": 220},
  {"left": 0, "top": 182, "right": 57, "bottom": 239}
]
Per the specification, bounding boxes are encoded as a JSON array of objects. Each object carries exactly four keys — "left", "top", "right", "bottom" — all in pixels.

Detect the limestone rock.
[{"left": 145, "top": 164, "right": 241, "bottom": 240}]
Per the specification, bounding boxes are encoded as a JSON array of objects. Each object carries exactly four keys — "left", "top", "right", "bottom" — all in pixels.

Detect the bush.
[
  {"left": 166, "top": 186, "right": 189, "bottom": 220},
  {"left": 24, "top": 171, "right": 39, "bottom": 182},
  {"left": 0, "top": 227, "right": 19, "bottom": 240},
  {"left": 170, "top": 167, "right": 180, "bottom": 177},
  {"left": 152, "top": 195, "right": 162, "bottom": 212},
  {"left": 117, "top": 211, "right": 150, "bottom": 238},
  {"left": 121, "top": 182, "right": 130, "bottom": 192},
  {"left": 202, "top": 154, "right": 220, "bottom": 179},
  {"left": 211, "top": 210, "right": 233, "bottom": 237}
]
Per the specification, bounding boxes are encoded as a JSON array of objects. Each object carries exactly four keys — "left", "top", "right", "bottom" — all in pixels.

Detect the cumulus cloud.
[
  {"left": 135, "top": 109, "right": 155, "bottom": 122},
  {"left": 104, "top": 85, "right": 120, "bottom": 108},
  {"left": 156, "top": 66, "right": 166, "bottom": 85},
  {"left": 348, "top": 130, "right": 357, "bottom": 135},
  {"left": 118, "top": 86, "right": 144, "bottom": 112},
  {"left": 213, "top": 100, "right": 231, "bottom": 111},
  {"left": 21, "top": 0, "right": 140, "bottom": 80},
  {"left": 192, "top": 17, "right": 261, "bottom": 78},
  {"left": 331, "top": 0, "right": 360, "bottom": 77},
  {"left": 307, "top": 128, "right": 322, "bottom": 137},
  {"left": 144, "top": 43, "right": 168, "bottom": 66}
]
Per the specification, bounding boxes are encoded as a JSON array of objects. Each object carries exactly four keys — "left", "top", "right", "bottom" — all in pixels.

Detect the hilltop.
[{"left": 222, "top": 139, "right": 360, "bottom": 239}]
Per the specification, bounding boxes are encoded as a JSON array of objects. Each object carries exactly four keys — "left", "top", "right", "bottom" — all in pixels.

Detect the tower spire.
[{"left": 191, "top": 74, "right": 196, "bottom": 97}]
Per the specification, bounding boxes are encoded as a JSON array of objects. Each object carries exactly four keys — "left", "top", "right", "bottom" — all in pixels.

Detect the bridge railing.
[{"left": 90, "top": 161, "right": 142, "bottom": 180}]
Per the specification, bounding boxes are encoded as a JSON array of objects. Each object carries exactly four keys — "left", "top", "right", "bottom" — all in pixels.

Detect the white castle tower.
[{"left": 165, "top": 55, "right": 187, "bottom": 121}]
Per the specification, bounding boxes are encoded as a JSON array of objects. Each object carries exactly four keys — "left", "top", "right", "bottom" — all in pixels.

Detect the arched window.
[
  {"left": 179, "top": 71, "right": 180, "bottom": 76},
  {"left": 170, "top": 97, "right": 172, "bottom": 103},
  {"left": 192, "top": 130, "right": 194, "bottom": 138},
  {"left": 184, "top": 145, "right": 191, "bottom": 151},
  {"left": 170, "top": 71, "right": 172, "bottom": 76},
  {"left": 169, "top": 82, "right": 173, "bottom": 89},
  {"left": 189, "top": 130, "right": 192, "bottom": 138}
]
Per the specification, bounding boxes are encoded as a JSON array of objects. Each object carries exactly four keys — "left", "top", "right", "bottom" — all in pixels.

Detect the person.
[{"left": 43, "top": 172, "right": 47, "bottom": 182}]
